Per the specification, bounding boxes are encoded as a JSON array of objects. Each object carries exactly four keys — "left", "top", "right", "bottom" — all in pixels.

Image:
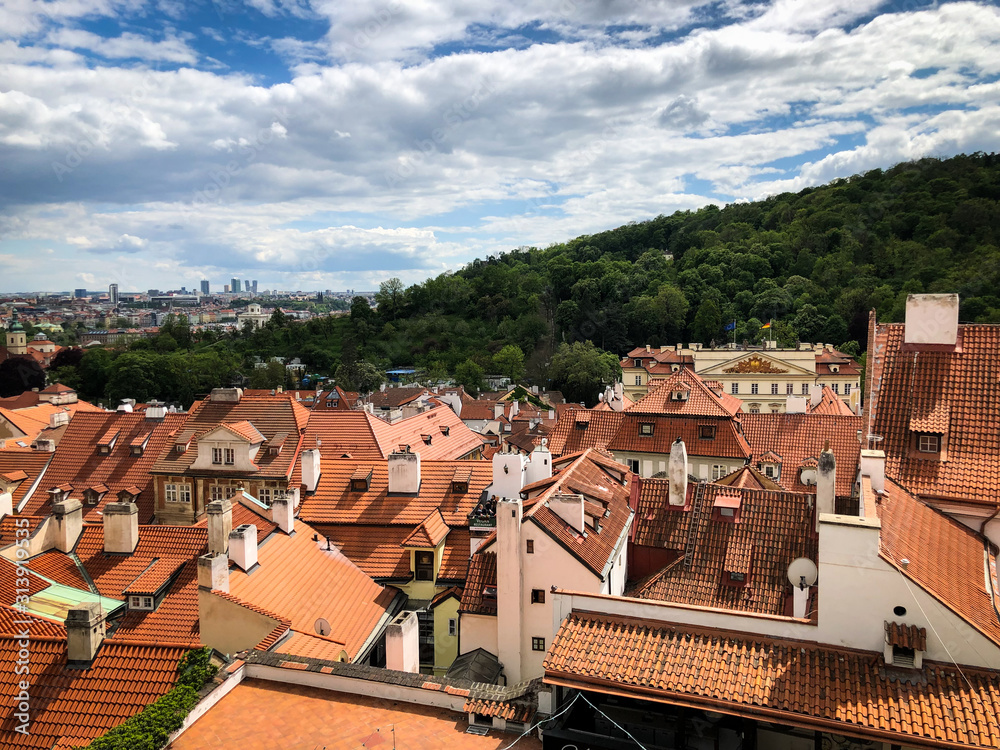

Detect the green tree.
[
  {"left": 375, "top": 278, "right": 405, "bottom": 321},
  {"left": 492, "top": 344, "right": 525, "bottom": 383},
  {"left": 691, "top": 298, "right": 723, "bottom": 343},
  {"left": 335, "top": 360, "right": 385, "bottom": 393},
  {"left": 248, "top": 360, "right": 287, "bottom": 389},
  {"left": 454, "top": 359, "right": 486, "bottom": 395},
  {"left": 548, "top": 341, "right": 621, "bottom": 406}
]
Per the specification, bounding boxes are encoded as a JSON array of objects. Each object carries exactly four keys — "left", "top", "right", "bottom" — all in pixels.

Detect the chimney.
[
  {"left": 52, "top": 499, "right": 83, "bottom": 552},
  {"left": 209, "top": 387, "right": 243, "bottom": 403},
  {"left": 145, "top": 400, "right": 167, "bottom": 419},
  {"left": 301, "top": 449, "right": 321, "bottom": 493},
  {"left": 524, "top": 440, "right": 552, "bottom": 486},
  {"left": 197, "top": 552, "right": 229, "bottom": 593},
  {"left": 810, "top": 384, "right": 823, "bottom": 408},
  {"left": 385, "top": 610, "right": 420, "bottom": 673},
  {"left": 860, "top": 449, "right": 886, "bottom": 493},
  {"left": 491, "top": 448, "right": 527, "bottom": 499},
  {"left": 668, "top": 438, "right": 688, "bottom": 507},
  {"left": 493, "top": 402, "right": 504, "bottom": 419},
  {"left": 0, "top": 489, "right": 10, "bottom": 520},
  {"left": 496, "top": 496, "right": 523, "bottom": 684},
  {"left": 49, "top": 410, "right": 69, "bottom": 429},
  {"left": 785, "top": 396, "right": 807, "bottom": 414},
  {"left": 904, "top": 293, "right": 959, "bottom": 347},
  {"left": 228, "top": 524, "right": 258, "bottom": 571},
  {"left": 207, "top": 498, "right": 233, "bottom": 555},
  {"left": 65, "top": 603, "right": 105, "bottom": 666},
  {"left": 103, "top": 502, "right": 139, "bottom": 554},
  {"left": 816, "top": 441, "right": 836, "bottom": 531},
  {"left": 548, "top": 493, "right": 584, "bottom": 532},
  {"left": 270, "top": 495, "right": 294, "bottom": 534},
  {"left": 388, "top": 447, "right": 421, "bottom": 493}
]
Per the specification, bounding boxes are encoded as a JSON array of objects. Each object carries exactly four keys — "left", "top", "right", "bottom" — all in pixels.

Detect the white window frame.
[
  {"left": 771, "top": 383, "right": 779, "bottom": 395},
  {"left": 731, "top": 382, "right": 738, "bottom": 395},
  {"left": 224, "top": 447, "right": 235, "bottom": 465},
  {"left": 210, "top": 485, "right": 226, "bottom": 502},
  {"left": 212, "top": 447, "right": 223, "bottom": 465},
  {"left": 258, "top": 487, "right": 272, "bottom": 504},
  {"left": 448, "top": 618, "right": 457, "bottom": 637},
  {"left": 165, "top": 484, "right": 178, "bottom": 503},
  {"left": 634, "top": 375, "right": 642, "bottom": 385},
  {"left": 918, "top": 434, "right": 940, "bottom": 453},
  {"left": 751, "top": 383, "right": 759, "bottom": 395},
  {"left": 832, "top": 383, "right": 839, "bottom": 394},
  {"left": 712, "top": 464, "right": 726, "bottom": 480},
  {"left": 844, "top": 383, "right": 852, "bottom": 396},
  {"left": 178, "top": 484, "right": 191, "bottom": 504},
  {"left": 801, "top": 383, "right": 809, "bottom": 395}
]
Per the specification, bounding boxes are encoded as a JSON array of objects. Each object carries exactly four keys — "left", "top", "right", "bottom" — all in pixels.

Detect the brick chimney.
[
  {"left": 66, "top": 603, "right": 105, "bottom": 667},
  {"left": 103, "top": 501, "right": 139, "bottom": 554},
  {"left": 228, "top": 524, "right": 258, "bottom": 571},
  {"left": 388, "top": 447, "right": 421, "bottom": 494},
  {"left": 816, "top": 440, "right": 836, "bottom": 531},
  {"left": 207, "top": 498, "right": 233, "bottom": 555},
  {"left": 52, "top": 499, "right": 83, "bottom": 552},
  {"left": 668, "top": 438, "right": 687, "bottom": 507},
  {"left": 270, "top": 495, "right": 294, "bottom": 534},
  {"left": 197, "top": 552, "right": 229, "bottom": 593}
]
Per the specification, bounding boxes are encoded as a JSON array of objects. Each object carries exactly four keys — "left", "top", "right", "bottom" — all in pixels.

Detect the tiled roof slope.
[
  {"left": 0, "top": 635, "right": 188, "bottom": 750},
  {"left": 878, "top": 479, "right": 1000, "bottom": 648},
  {"left": 608, "top": 413, "right": 751, "bottom": 460},
  {"left": 807, "top": 385, "right": 855, "bottom": 416},
  {"left": 367, "top": 386, "right": 429, "bottom": 408},
  {"left": 546, "top": 409, "right": 623, "bottom": 456},
  {"left": 459, "top": 551, "right": 497, "bottom": 615},
  {"left": 627, "top": 480, "right": 816, "bottom": 617},
  {"left": 545, "top": 613, "right": 1000, "bottom": 750},
  {"left": 22, "top": 411, "right": 186, "bottom": 522},
  {"left": 741, "top": 412, "right": 861, "bottom": 496},
  {"left": 715, "top": 465, "right": 783, "bottom": 491},
  {"left": 628, "top": 369, "right": 743, "bottom": 417},
  {"left": 401, "top": 509, "right": 450, "bottom": 548},
  {"left": 0, "top": 448, "right": 51, "bottom": 508},
  {"left": 868, "top": 321, "right": 1000, "bottom": 505},
  {"left": 150, "top": 393, "right": 307, "bottom": 480},
  {"left": 299, "top": 459, "right": 493, "bottom": 527},
  {"left": 227, "top": 520, "right": 399, "bottom": 661}
]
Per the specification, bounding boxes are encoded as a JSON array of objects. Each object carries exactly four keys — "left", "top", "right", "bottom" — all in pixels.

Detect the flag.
[
  {"left": 760, "top": 322, "right": 771, "bottom": 329},
  {"left": 723, "top": 321, "right": 736, "bottom": 332}
]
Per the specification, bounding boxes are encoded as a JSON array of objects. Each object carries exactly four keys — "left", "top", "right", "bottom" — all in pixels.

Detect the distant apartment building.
[
  {"left": 231, "top": 278, "right": 241, "bottom": 294},
  {"left": 200, "top": 280, "right": 210, "bottom": 295},
  {"left": 74, "top": 288, "right": 87, "bottom": 298},
  {"left": 108, "top": 283, "right": 119, "bottom": 308},
  {"left": 251, "top": 280, "right": 258, "bottom": 294}
]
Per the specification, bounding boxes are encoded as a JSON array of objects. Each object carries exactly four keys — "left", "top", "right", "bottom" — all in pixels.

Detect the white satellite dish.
[
  {"left": 314, "top": 618, "right": 331, "bottom": 637},
  {"left": 787, "top": 558, "right": 818, "bottom": 589}
]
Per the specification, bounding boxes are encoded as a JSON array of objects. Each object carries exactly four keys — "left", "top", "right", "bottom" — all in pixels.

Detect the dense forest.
[{"left": 40, "top": 152, "right": 1000, "bottom": 406}]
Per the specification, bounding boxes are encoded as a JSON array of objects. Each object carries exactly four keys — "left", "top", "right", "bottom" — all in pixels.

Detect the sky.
[{"left": 0, "top": 1, "right": 998, "bottom": 294}]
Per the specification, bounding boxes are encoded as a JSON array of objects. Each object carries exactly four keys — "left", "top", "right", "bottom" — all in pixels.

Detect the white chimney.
[
  {"left": 66, "top": 603, "right": 105, "bottom": 666},
  {"left": 228, "top": 524, "right": 258, "bottom": 571},
  {"left": 49, "top": 410, "right": 69, "bottom": 429},
  {"left": 860, "top": 449, "right": 886, "bottom": 494},
  {"left": 207, "top": 498, "right": 233, "bottom": 555},
  {"left": 52, "top": 499, "right": 83, "bottom": 553},
  {"left": 810, "top": 384, "right": 823, "bottom": 408},
  {"left": 0, "top": 490, "right": 10, "bottom": 520},
  {"left": 524, "top": 440, "right": 552, "bottom": 486},
  {"left": 145, "top": 400, "right": 167, "bottom": 419},
  {"left": 385, "top": 610, "right": 420, "bottom": 673},
  {"left": 785, "top": 396, "right": 807, "bottom": 414},
  {"left": 496, "top": 496, "right": 523, "bottom": 684},
  {"left": 270, "top": 495, "right": 295, "bottom": 534},
  {"left": 816, "top": 441, "right": 836, "bottom": 531},
  {"left": 491, "top": 449, "right": 527, "bottom": 499},
  {"left": 103, "top": 501, "right": 139, "bottom": 554},
  {"left": 904, "top": 293, "right": 959, "bottom": 347},
  {"left": 301, "top": 448, "right": 321, "bottom": 493},
  {"left": 548, "top": 493, "right": 585, "bottom": 532},
  {"left": 668, "top": 438, "right": 688, "bottom": 507},
  {"left": 388, "top": 447, "right": 421, "bottom": 493},
  {"left": 197, "top": 552, "right": 229, "bottom": 593},
  {"left": 493, "top": 402, "right": 505, "bottom": 419}
]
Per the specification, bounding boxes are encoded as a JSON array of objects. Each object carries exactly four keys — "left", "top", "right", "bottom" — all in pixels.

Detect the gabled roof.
[
  {"left": 0, "top": 448, "right": 51, "bottom": 508},
  {"left": 607, "top": 413, "right": 751, "bottom": 461},
  {"left": 544, "top": 612, "right": 1000, "bottom": 750},
  {"left": 627, "top": 480, "right": 816, "bottom": 618},
  {"left": 741, "top": 412, "right": 862, "bottom": 496},
  {"left": 213, "top": 420, "right": 266, "bottom": 444},
  {"left": 868, "top": 321, "right": 1000, "bottom": 506},
  {"left": 714, "top": 465, "right": 783, "bottom": 491},
  {"left": 401, "top": 509, "right": 450, "bottom": 548},
  {"left": 807, "top": 385, "right": 855, "bottom": 416},
  {"left": 22, "top": 411, "right": 186, "bottom": 522},
  {"left": 367, "top": 386, "right": 430, "bottom": 408},
  {"left": 628, "top": 369, "right": 743, "bottom": 417},
  {"left": 546, "top": 409, "right": 623, "bottom": 456}
]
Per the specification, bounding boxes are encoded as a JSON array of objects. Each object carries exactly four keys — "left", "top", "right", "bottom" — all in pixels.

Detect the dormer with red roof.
[{"left": 190, "top": 421, "right": 266, "bottom": 472}]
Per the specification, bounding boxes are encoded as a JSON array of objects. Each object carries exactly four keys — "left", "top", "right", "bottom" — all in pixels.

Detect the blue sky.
[{"left": 0, "top": 0, "right": 998, "bottom": 293}]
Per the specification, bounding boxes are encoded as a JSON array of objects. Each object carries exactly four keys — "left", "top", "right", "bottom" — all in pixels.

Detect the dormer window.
[
  {"left": 639, "top": 423, "right": 654, "bottom": 436},
  {"left": 712, "top": 494, "right": 742, "bottom": 523},
  {"left": 212, "top": 447, "right": 236, "bottom": 465},
  {"left": 421, "top": 434, "right": 433, "bottom": 445},
  {"left": 670, "top": 388, "right": 690, "bottom": 402},
  {"left": 633, "top": 359, "right": 641, "bottom": 367},
  {"left": 698, "top": 424, "right": 716, "bottom": 440},
  {"left": 440, "top": 425, "right": 450, "bottom": 436},
  {"left": 831, "top": 365, "right": 840, "bottom": 373},
  {"left": 917, "top": 434, "right": 940, "bottom": 453},
  {"left": 97, "top": 428, "right": 120, "bottom": 455},
  {"left": 415, "top": 551, "right": 435, "bottom": 581},
  {"left": 130, "top": 596, "right": 154, "bottom": 611},
  {"left": 885, "top": 621, "right": 925, "bottom": 669},
  {"left": 350, "top": 467, "right": 373, "bottom": 492}
]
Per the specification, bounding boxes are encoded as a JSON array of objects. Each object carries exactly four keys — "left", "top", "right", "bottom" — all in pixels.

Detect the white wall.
[{"left": 459, "top": 613, "right": 498, "bottom": 656}]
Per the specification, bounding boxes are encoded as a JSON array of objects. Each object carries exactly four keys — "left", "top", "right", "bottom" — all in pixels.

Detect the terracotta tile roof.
[
  {"left": 227, "top": 520, "right": 399, "bottom": 661},
  {"left": 438, "top": 529, "right": 471, "bottom": 582},
  {"left": 886, "top": 620, "right": 927, "bottom": 651},
  {"left": 402, "top": 509, "right": 450, "bottom": 548},
  {"left": 459, "top": 400, "right": 504, "bottom": 421},
  {"left": 627, "top": 480, "right": 816, "bottom": 618},
  {"left": 111, "top": 564, "right": 201, "bottom": 648},
  {"left": 22, "top": 411, "right": 186, "bottom": 522},
  {"left": 41, "top": 383, "right": 74, "bottom": 394},
  {"left": 367, "top": 386, "right": 430, "bottom": 408},
  {"left": 0, "top": 556, "right": 51, "bottom": 604},
  {"left": 122, "top": 556, "right": 187, "bottom": 595},
  {"left": 546, "top": 409, "right": 623, "bottom": 456},
  {"left": 300, "top": 459, "right": 493, "bottom": 527},
  {"left": 463, "top": 697, "right": 535, "bottom": 723},
  {"left": 0, "top": 405, "right": 58, "bottom": 442},
  {"left": 544, "top": 612, "right": 1000, "bottom": 750},
  {"left": 22, "top": 551, "right": 92, "bottom": 591},
  {"left": 714, "top": 465, "right": 783, "bottom": 491},
  {"left": 208, "top": 589, "right": 292, "bottom": 650},
  {"left": 219, "top": 419, "right": 265, "bottom": 443},
  {"left": 458, "top": 551, "right": 497, "bottom": 615},
  {"left": 0, "top": 635, "right": 188, "bottom": 750},
  {"left": 878, "top": 479, "right": 1000, "bottom": 647},
  {"left": 310, "top": 524, "right": 412, "bottom": 579},
  {"left": 807, "top": 385, "right": 855, "bottom": 416},
  {"left": 150, "top": 394, "right": 306, "bottom": 481},
  {"left": 607, "top": 413, "right": 751, "bottom": 461},
  {"left": 628, "top": 369, "right": 743, "bottom": 418},
  {"left": 868, "top": 322, "right": 1000, "bottom": 506},
  {"left": 741, "top": 412, "right": 862, "bottom": 496},
  {"left": 0, "top": 601, "right": 66, "bottom": 638},
  {"left": 0, "top": 448, "right": 51, "bottom": 509},
  {"left": 277, "top": 630, "right": 350, "bottom": 661}
]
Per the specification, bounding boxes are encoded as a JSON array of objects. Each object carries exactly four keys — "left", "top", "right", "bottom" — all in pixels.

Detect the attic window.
[
  {"left": 671, "top": 388, "right": 690, "bottom": 402},
  {"left": 698, "top": 424, "right": 716, "bottom": 440},
  {"left": 831, "top": 365, "right": 840, "bottom": 373},
  {"left": 130, "top": 596, "right": 154, "bottom": 611},
  {"left": 421, "top": 434, "right": 433, "bottom": 445},
  {"left": 267, "top": 432, "right": 288, "bottom": 455},
  {"left": 350, "top": 467, "right": 373, "bottom": 492},
  {"left": 892, "top": 646, "right": 915, "bottom": 668},
  {"left": 440, "top": 425, "right": 450, "bottom": 436},
  {"left": 639, "top": 423, "right": 654, "bottom": 436},
  {"left": 712, "top": 495, "right": 742, "bottom": 523},
  {"left": 917, "top": 434, "right": 940, "bottom": 453},
  {"left": 885, "top": 621, "right": 926, "bottom": 669},
  {"left": 451, "top": 469, "right": 471, "bottom": 494},
  {"left": 97, "top": 429, "right": 120, "bottom": 455}
]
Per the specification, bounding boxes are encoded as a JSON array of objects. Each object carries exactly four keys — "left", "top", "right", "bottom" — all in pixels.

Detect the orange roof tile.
[
  {"left": 628, "top": 369, "right": 743, "bottom": 418},
  {"left": 607, "top": 413, "right": 751, "bottom": 461},
  {"left": 807, "top": 385, "right": 855, "bottom": 416},
  {"left": 311, "top": 525, "right": 412, "bottom": 579},
  {"left": 547, "top": 409, "right": 624, "bottom": 456},
  {"left": 0, "top": 448, "right": 51, "bottom": 509},
  {"left": 885, "top": 620, "right": 927, "bottom": 651},
  {"left": 459, "top": 551, "right": 497, "bottom": 615},
  {"left": 22, "top": 551, "right": 92, "bottom": 591},
  {"left": 277, "top": 631, "right": 349, "bottom": 662},
  {"left": 367, "top": 386, "right": 430, "bottom": 408},
  {"left": 544, "top": 612, "right": 1000, "bottom": 750},
  {"left": 122, "top": 556, "right": 187, "bottom": 595},
  {"left": 220, "top": 420, "right": 266, "bottom": 443},
  {"left": 714, "top": 465, "right": 783, "bottom": 491},
  {"left": 402, "top": 509, "right": 450, "bottom": 548}
]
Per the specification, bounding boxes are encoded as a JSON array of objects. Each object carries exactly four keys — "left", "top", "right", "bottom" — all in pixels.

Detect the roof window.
[{"left": 350, "top": 467, "right": 373, "bottom": 492}]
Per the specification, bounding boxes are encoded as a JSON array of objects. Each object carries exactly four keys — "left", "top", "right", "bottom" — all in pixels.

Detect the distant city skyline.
[{"left": 1, "top": 2, "right": 999, "bottom": 292}]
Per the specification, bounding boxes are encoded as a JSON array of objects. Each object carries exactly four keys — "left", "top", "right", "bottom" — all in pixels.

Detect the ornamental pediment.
[{"left": 723, "top": 355, "right": 789, "bottom": 374}]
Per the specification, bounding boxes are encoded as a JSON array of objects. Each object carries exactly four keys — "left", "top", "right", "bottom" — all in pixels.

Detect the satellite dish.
[
  {"left": 787, "top": 558, "right": 818, "bottom": 589},
  {"left": 314, "top": 618, "right": 331, "bottom": 637}
]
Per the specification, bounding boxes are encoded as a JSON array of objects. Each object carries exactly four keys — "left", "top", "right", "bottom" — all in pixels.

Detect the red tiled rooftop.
[{"left": 628, "top": 369, "right": 743, "bottom": 418}]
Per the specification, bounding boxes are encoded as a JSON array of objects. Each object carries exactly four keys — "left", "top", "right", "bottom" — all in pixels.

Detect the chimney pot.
[{"left": 206, "top": 498, "right": 233, "bottom": 555}]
